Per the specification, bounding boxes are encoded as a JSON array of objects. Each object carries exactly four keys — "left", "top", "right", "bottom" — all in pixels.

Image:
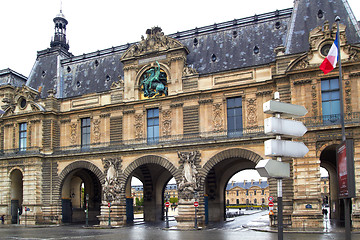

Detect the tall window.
[
  {"left": 19, "top": 123, "right": 27, "bottom": 151},
  {"left": 321, "top": 78, "right": 340, "bottom": 123},
  {"left": 147, "top": 108, "right": 159, "bottom": 143},
  {"left": 227, "top": 97, "right": 243, "bottom": 137},
  {"left": 81, "top": 118, "right": 91, "bottom": 148}
]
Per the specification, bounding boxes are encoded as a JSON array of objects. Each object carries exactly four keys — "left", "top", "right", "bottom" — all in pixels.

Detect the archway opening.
[
  {"left": 226, "top": 170, "right": 268, "bottom": 218},
  {"left": 204, "top": 155, "right": 264, "bottom": 223},
  {"left": 10, "top": 169, "right": 23, "bottom": 224},
  {"left": 61, "top": 168, "right": 102, "bottom": 224},
  {"left": 320, "top": 144, "right": 346, "bottom": 226},
  {"left": 163, "top": 177, "right": 178, "bottom": 222},
  {"left": 131, "top": 176, "right": 144, "bottom": 221},
  {"left": 125, "top": 163, "right": 175, "bottom": 223}
]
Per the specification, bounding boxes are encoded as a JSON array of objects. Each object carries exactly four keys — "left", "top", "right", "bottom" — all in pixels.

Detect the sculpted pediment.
[
  {"left": 121, "top": 27, "right": 189, "bottom": 61},
  {"left": 286, "top": 21, "right": 360, "bottom": 73},
  {"left": 1, "top": 85, "right": 45, "bottom": 116}
]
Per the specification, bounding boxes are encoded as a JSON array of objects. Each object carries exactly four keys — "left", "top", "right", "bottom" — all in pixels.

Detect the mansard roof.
[
  {"left": 0, "top": 68, "right": 27, "bottom": 88},
  {"left": 226, "top": 181, "right": 269, "bottom": 190},
  {"left": 26, "top": 0, "right": 360, "bottom": 99}
]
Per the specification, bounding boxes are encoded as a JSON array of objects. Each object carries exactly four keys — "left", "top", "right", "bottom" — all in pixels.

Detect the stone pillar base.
[
  {"left": 98, "top": 204, "right": 125, "bottom": 226},
  {"left": 291, "top": 212, "right": 323, "bottom": 228},
  {"left": 352, "top": 213, "right": 360, "bottom": 229},
  {"left": 175, "top": 199, "right": 204, "bottom": 229}
]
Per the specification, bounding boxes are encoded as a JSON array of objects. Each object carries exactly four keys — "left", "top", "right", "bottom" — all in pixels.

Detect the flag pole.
[
  {"left": 335, "top": 16, "right": 345, "bottom": 142},
  {"left": 335, "top": 16, "right": 351, "bottom": 240}
]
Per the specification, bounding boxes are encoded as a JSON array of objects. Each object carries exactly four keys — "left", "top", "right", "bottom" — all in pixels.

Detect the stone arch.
[
  {"left": 317, "top": 140, "right": 340, "bottom": 158},
  {"left": 8, "top": 167, "right": 24, "bottom": 176},
  {"left": 200, "top": 148, "right": 263, "bottom": 185},
  {"left": 57, "top": 161, "right": 105, "bottom": 197},
  {"left": 121, "top": 155, "right": 180, "bottom": 187}
]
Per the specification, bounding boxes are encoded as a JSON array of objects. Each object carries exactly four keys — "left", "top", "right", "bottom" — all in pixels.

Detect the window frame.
[
  {"left": 19, "top": 122, "right": 27, "bottom": 151},
  {"left": 147, "top": 108, "right": 159, "bottom": 144},
  {"left": 226, "top": 96, "right": 243, "bottom": 137},
  {"left": 81, "top": 118, "right": 91, "bottom": 149}
]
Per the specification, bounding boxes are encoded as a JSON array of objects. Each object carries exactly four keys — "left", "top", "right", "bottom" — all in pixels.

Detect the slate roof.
[
  {"left": 132, "top": 183, "right": 177, "bottom": 191},
  {"left": 0, "top": 68, "right": 27, "bottom": 88},
  {"left": 25, "top": 0, "right": 360, "bottom": 99},
  {"left": 226, "top": 181, "right": 269, "bottom": 191}
]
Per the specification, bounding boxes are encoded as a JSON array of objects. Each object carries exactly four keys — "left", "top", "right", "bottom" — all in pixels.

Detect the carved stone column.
[
  {"left": 175, "top": 151, "right": 204, "bottom": 229},
  {"left": 98, "top": 158, "right": 126, "bottom": 226}
]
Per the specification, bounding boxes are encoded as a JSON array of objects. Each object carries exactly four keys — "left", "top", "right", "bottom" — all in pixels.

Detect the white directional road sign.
[
  {"left": 256, "top": 159, "right": 290, "bottom": 178},
  {"left": 264, "top": 117, "right": 307, "bottom": 137},
  {"left": 264, "top": 139, "right": 309, "bottom": 158},
  {"left": 263, "top": 100, "right": 308, "bottom": 117}
]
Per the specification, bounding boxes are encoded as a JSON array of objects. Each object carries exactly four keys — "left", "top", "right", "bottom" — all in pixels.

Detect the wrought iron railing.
[
  {"left": 52, "top": 126, "right": 266, "bottom": 154},
  {"left": 0, "top": 147, "right": 41, "bottom": 156},
  {"left": 296, "top": 112, "right": 360, "bottom": 128},
  {"left": 1, "top": 112, "right": 359, "bottom": 156}
]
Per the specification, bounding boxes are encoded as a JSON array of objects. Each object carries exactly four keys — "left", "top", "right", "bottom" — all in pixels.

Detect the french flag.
[{"left": 320, "top": 34, "right": 339, "bottom": 74}]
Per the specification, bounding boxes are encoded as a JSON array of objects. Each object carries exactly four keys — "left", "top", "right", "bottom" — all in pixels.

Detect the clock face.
[{"left": 321, "top": 44, "right": 332, "bottom": 57}]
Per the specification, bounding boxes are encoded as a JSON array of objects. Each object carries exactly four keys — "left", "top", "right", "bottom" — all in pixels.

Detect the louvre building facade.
[{"left": 0, "top": 0, "right": 360, "bottom": 229}]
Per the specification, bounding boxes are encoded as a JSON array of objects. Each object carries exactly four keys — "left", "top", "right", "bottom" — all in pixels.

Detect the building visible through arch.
[{"left": 0, "top": 0, "right": 360, "bottom": 230}]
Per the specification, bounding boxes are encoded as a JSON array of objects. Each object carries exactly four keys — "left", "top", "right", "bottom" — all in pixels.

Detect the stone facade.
[
  {"left": 226, "top": 180, "right": 270, "bottom": 206},
  {"left": 0, "top": 0, "right": 360, "bottom": 230}
]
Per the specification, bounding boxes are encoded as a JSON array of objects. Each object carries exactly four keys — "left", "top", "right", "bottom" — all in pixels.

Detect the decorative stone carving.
[
  {"left": 102, "top": 157, "right": 123, "bottom": 203},
  {"left": 162, "top": 109, "right": 171, "bottom": 136},
  {"left": 247, "top": 98, "right": 257, "bottom": 127},
  {"left": 183, "top": 64, "right": 198, "bottom": 76},
  {"left": 178, "top": 151, "right": 201, "bottom": 200},
  {"left": 311, "top": 84, "right": 318, "bottom": 116},
  {"left": 345, "top": 80, "right": 352, "bottom": 114},
  {"left": 70, "top": 123, "right": 77, "bottom": 145},
  {"left": 213, "top": 103, "right": 223, "bottom": 132},
  {"left": 121, "top": 27, "right": 186, "bottom": 60},
  {"left": 134, "top": 113, "right": 144, "bottom": 139},
  {"left": 110, "top": 76, "right": 124, "bottom": 89},
  {"left": 93, "top": 119, "right": 101, "bottom": 143}
]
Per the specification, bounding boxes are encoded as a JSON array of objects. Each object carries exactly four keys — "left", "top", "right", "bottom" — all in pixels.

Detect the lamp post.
[{"left": 85, "top": 194, "right": 89, "bottom": 227}]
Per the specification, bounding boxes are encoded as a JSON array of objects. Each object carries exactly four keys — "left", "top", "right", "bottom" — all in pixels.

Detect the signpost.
[
  {"left": 256, "top": 92, "right": 308, "bottom": 240},
  {"left": 108, "top": 202, "right": 111, "bottom": 227},
  {"left": 165, "top": 193, "right": 170, "bottom": 228},
  {"left": 194, "top": 191, "right": 199, "bottom": 230},
  {"left": 24, "top": 207, "right": 30, "bottom": 227}
]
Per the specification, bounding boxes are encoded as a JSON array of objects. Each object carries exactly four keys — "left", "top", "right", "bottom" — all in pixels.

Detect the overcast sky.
[{"left": 0, "top": 0, "right": 359, "bottom": 76}]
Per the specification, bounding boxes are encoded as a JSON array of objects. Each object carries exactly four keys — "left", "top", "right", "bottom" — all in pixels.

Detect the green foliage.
[
  {"left": 169, "top": 197, "right": 178, "bottom": 204},
  {"left": 135, "top": 197, "right": 144, "bottom": 206}
]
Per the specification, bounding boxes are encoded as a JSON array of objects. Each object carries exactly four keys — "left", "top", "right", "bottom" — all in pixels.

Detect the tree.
[{"left": 135, "top": 197, "right": 144, "bottom": 206}]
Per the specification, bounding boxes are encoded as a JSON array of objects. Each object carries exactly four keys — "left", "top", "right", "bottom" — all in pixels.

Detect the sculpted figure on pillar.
[
  {"left": 102, "top": 157, "right": 123, "bottom": 203},
  {"left": 178, "top": 151, "right": 201, "bottom": 200}
]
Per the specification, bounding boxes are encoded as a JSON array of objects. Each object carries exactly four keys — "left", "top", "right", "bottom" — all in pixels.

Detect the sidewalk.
[{"left": 244, "top": 213, "right": 360, "bottom": 234}]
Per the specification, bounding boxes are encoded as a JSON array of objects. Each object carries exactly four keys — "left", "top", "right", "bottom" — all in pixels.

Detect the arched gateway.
[
  {"left": 1, "top": 0, "right": 360, "bottom": 230},
  {"left": 58, "top": 161, "right": 104, "bottom": 224}
]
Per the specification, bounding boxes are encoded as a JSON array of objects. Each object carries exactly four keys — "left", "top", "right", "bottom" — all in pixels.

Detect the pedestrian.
[{"left": 1, "top": 215, "right": 4, "bottom": 224}]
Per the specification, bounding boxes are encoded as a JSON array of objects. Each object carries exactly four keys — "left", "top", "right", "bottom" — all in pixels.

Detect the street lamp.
[{"left": 85, "top": 194, "right": 89, "bottom": 227}]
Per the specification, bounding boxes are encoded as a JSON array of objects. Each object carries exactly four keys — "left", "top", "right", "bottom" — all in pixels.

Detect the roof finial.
[{"left": 60, "top": 0, "right": 63, "bottom": 13}]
